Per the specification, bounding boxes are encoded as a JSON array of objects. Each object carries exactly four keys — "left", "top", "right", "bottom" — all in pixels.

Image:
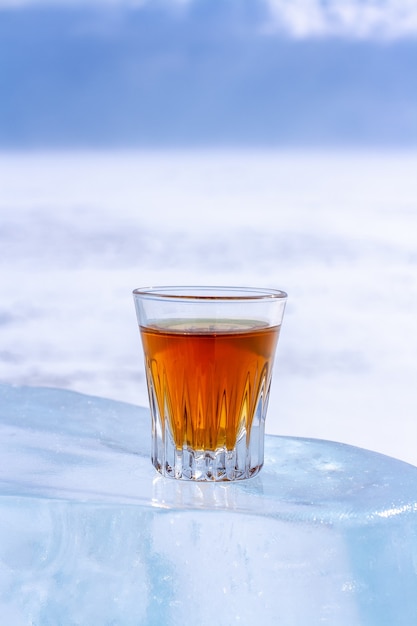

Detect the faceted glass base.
[
  {"left": 153, "top": 444, "right": 264, "bottom": 481},
  {"left": 151, "top": 403, "right": 267, "bottom": 482}
]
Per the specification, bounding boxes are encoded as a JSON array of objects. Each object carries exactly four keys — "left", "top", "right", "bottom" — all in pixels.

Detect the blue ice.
[{"left": 0, "top": 384, "right": 416, "bottom": 625}]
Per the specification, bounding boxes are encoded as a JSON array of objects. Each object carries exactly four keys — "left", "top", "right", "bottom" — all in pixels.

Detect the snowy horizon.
[{"left": 1, "top": 148, "right": 416, "bottom": 466}]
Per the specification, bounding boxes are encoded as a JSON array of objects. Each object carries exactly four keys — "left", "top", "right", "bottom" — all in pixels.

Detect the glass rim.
[{"left": 132, "top": 285, "right": 288, "bottom": 301}]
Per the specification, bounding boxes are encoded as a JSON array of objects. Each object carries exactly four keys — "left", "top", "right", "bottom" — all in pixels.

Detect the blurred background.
[{"left": 0, "top": 0, "right": 416, "bottom": 465}]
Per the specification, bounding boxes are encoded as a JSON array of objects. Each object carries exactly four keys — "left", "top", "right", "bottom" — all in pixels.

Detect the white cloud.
[
  {"left": 0, "top": 0, "right": 416, "bottom": 40},
  {"left": 263, "top": 0, "right": 417, "bottom": 39}
]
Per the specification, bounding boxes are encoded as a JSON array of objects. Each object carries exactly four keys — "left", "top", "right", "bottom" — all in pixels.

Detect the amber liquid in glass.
[{"left": 140, "top": 319, "right": 280, "bottom": 451}]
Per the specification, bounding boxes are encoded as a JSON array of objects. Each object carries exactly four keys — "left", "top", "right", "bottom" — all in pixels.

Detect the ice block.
[{"left": 0, "top": 384, "right": 416, "bottom": 625}]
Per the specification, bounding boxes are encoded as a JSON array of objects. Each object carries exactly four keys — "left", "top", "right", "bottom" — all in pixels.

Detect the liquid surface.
[{"left": 140, "top": 319, "right": 280, "bottom": 450}]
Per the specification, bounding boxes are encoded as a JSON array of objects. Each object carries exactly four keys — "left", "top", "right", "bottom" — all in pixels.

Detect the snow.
[{"left": 0, "top": 148, "right": 416, "bottom": 465}]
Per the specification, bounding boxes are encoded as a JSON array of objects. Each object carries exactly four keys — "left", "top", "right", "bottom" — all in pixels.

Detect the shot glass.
[{"left": 133, "top": 286, "right": 287, "bottom": 481}]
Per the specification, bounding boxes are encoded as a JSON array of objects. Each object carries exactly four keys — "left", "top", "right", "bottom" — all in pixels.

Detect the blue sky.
[{"left": 0, "top": 0, "right": 416, "bottom": 147}]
